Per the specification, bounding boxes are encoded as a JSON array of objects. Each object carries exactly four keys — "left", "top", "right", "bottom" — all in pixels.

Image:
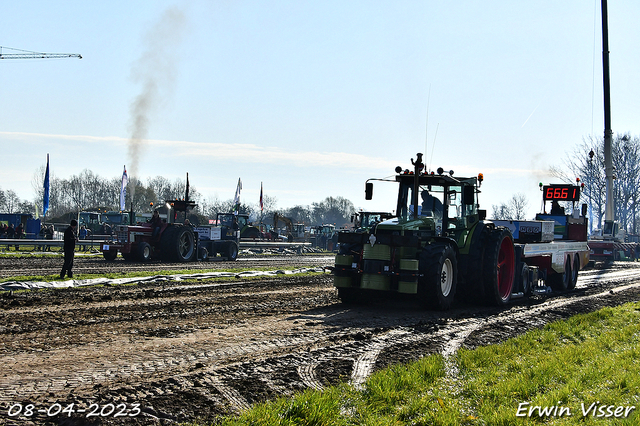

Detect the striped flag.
[
  {"left": 233, "top": 178, "right": 242, "bottom": 214},
  {"left": 120, "top": 166, "right": 128, "bottom": 211}
]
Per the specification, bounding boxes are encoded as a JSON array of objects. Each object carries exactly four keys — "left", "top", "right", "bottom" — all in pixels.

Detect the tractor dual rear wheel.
[
  {"left": 482, "top": 228, "right": 516, "bottom": 306},
  {"left": 160, "top": 225, "right": 196, "bottom": 262}
]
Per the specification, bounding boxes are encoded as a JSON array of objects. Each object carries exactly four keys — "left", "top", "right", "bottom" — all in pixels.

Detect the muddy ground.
[{"left": 1, "top": 255, "right": 640, "bottom": 425}]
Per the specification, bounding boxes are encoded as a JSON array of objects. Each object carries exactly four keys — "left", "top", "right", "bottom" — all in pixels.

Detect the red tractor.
[{"left": 101, "top": 199, "right": 197, "bottom": 262}]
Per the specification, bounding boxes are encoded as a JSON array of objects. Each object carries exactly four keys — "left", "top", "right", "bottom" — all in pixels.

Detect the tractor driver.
[
  {"left": 421, "top": 189, "right": 443, "bottom": 218},
  {"left": 151, "top": 210, "right": 162, "bottom": 237}
]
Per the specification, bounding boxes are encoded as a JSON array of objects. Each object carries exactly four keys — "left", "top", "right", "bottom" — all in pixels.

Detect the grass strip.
[
  {"left": 0, "top": 266, "right": 328, "bottom": 286},
  {"left": 203, "top": 302, "right": 640, "bottom": 426}
]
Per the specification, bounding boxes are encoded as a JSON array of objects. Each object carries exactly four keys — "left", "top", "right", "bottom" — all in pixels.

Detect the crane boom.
[{"left": 0, "top": 46, "right": 81, "bottom": 60}]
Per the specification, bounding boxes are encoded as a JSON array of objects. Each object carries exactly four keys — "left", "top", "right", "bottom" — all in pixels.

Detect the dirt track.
[{"left": 1, "top": 255, "right": 640, "bottom": 425}]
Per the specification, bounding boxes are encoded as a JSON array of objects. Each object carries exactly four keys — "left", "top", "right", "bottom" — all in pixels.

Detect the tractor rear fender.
[
  {"left": 458, "top": 221, "right": 494, "bottom": 255},
  {"left": 422, "top": 236, "right": 460, "bottom": 257},
  {"left": 456, "top": 221, "right": 496, "bottom": 293}
]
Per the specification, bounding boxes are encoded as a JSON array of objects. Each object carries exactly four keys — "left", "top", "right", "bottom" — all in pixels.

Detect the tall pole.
[{"left": 601, "top": 0, "right": 614, "bottom": 223}]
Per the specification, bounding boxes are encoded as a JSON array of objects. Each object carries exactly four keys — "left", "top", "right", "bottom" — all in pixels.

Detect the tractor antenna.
[
  {"left": 429, "top": 123, "right": 439, "bottom": 172},
  {"left": 424, "top": 84, "right": 431, "bottom": 168}
]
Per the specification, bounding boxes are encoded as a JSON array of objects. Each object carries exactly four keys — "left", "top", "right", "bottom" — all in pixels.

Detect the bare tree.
[
  {"left": 491, "top": 193, "right": 529, "bottom": 220},
  {"left": 284, "top": 205, "right": 312, "bottom": 225},
  {"left": 312, "top": 196, "right": 355, "bottom": 226},
  {"left": 552, "top": 133, "right": 640, "bottom": 234},
  {"left": 4, "top": 190, "right": 21, "bottom": 214},
  {"left": 491, "top": 203, "right": 513, "bottom": 220},
  {"left": 510, "top": 193, "right": 529, "bottom": 220},
  {"left": 0, "top": 187, "right": 6, "bottom": 212}
]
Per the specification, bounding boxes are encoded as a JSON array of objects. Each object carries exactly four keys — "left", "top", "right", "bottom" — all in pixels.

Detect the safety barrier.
[
  {"left": 1, "top": 238, "right": 311, "bottom": 251},
  {"left": 0, "top": 237, "right": 107, "bottom": 251}
]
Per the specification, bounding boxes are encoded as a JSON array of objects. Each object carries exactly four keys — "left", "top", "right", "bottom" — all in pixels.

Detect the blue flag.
[{"left": 43, "top": 154, "right": 50, "bottom": 217}]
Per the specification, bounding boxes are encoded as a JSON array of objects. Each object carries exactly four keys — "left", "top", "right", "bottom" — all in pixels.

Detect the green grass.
[{"left": 202, "top": 302, "right": 640, "bottom": 426}]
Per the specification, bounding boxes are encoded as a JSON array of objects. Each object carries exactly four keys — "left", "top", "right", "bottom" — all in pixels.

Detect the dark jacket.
[{"left": 63, "top": 226, "right": 77, "bottom": 252}]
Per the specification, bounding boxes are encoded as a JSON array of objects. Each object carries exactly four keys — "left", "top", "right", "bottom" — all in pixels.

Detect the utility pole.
[{"left": 601, "top": 0, "right": 614, "bottom": 225}]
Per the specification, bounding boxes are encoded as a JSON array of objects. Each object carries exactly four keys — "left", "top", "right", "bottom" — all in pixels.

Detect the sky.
[{"left": 1, "top": 0, "right": 639, "bottom": 219}]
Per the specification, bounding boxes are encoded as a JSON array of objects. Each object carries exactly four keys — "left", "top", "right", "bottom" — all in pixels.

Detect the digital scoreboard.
[{"left": 542, "top": 185, "right": 581, "bottom": 202}]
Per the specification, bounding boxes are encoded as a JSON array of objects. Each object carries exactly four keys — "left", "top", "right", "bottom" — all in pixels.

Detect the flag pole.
[
  {"left": 43, "top": 153, "right": 50, "bottom": 225},
  {"left": 260, "top": 182, "right": 264, "bottom": 226}
]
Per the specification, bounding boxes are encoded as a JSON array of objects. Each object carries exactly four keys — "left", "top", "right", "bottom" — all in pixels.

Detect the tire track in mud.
[{"left": 2, "top": 263, "right": 640, "bottom": 423}]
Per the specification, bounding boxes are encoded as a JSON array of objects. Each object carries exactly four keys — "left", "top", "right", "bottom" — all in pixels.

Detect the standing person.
[
  {"left": 79, "top": 225, "right": 89, "bottom": 251},
  {"left": 6, "top": 224, "right": 14, "bottom": 250},
  {"left": 45, "top": 224, "right": 54, "bottom": 251},
  {"left": 14, "top": 223, "right": 24, "bottom": 250},
  {"left": 60, "top": 219, "right": 78, "bottom": 279}
]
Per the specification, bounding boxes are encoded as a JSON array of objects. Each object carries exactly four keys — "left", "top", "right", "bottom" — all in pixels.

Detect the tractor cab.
[
  {"left": 351, "top": 211, "right": 394, "bottom": 232},
  {"left": 365, "top": 153, "right": 483, "bottom": 247},
  {"left": 216, "top": 213, "right": 248, "bottom": 241}
]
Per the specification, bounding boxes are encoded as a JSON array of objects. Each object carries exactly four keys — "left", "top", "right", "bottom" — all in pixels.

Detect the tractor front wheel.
[
  {"left": 198, "top": 246, "right": 209, "bottom": 261},
  {"left": 225, "top": 241, "right": 239, "bottom": 261},
  {"left": 103, "top": 250, "right": 117, "bottom": 261},
  {"left": 418, "top": 243, "right": 457, "bottom": 310},
  {"left": 137, "top": 242, "right": 152, "bottom": 262}
]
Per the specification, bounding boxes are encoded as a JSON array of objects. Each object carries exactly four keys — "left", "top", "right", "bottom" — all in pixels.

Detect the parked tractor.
[
  {"left": 334, "top": 153, "right": 589, "bottom": 310},
  {"left": 350, "top": 211, "right": 394, "bottom": 233}
]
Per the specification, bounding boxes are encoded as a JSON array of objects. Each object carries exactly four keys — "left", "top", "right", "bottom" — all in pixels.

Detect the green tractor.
[{"left": 334, "top": 153, "right": 516, "bottom": 310}]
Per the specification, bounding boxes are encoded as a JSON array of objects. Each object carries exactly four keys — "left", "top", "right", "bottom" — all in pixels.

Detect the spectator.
[
  {"left": 40, "top": 224, "right": 54, "bottom": 252},
  {"left": 60, "top": 219, "right": 78, "bottom": 279},
  {"left": 6, "top": 224, "right": 14, "bottom": 250},
  {"left": 79, "top": 225, "right": 89, "bottom": 251},
  {"left": 39, "top": 224, "right": 46, "bottom": 251},
  {"left": 14, "top": 223, "right": 24, "bottom": 250}
]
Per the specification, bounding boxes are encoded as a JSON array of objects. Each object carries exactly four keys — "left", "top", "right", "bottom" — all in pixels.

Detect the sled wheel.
[
  {"left": 549, "top": 256, "right": 571, "bottom": 292},
  {"left": 568, "top": 256, "right": 579, "bottom": 290}
]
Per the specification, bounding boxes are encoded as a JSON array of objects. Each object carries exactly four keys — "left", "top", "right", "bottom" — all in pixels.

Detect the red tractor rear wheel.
[
  {"left": 482, "top": 228, "right": 516, "bottom": 305},
  {"left": 160, "top": 225, "right": 195, "bottom": 262}
]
